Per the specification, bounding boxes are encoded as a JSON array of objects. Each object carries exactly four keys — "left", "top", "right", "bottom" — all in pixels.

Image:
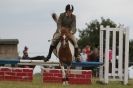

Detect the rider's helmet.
[
  {"left": 24, "top": 46, "right": 28, "bottom": 50},
  {"left": 65, "top": 4, "right": 74, "bottom": 12}
]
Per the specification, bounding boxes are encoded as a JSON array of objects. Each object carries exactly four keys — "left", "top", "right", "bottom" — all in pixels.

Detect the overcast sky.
[{"left": 0, "top": 0, "right": 133, "bottom": 61}]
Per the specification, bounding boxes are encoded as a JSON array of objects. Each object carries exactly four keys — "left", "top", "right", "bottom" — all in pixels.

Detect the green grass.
[{"left": 0, "top": 74, "right": 133, "bottom": 88}]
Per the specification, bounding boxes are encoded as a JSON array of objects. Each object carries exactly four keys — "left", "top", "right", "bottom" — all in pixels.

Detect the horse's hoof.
[
  {"left": 65, "top": 81, "right": 69, "bottom": 85},
  {"left": 62, "top": 81, "right": 69, "bottom": 86},
  {"left": 62, "top": 82, "right": 66, "bottom": 86}
]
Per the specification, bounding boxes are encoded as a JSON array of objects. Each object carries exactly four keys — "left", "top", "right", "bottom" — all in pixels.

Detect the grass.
[{"left": 0, "top": 74, "right": 133, "bottom": 88}]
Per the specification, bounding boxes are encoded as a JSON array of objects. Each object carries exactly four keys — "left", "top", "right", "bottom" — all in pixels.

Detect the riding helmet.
[
  {"left": 24, "top": 46, "right": 28, "bottom": 50},
  {"left": 65, "top": 4, "right": 74, "bottom": 12}
]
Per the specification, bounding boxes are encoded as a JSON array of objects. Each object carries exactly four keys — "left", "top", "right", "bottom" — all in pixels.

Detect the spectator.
[
  {"left": 80, "top": 48, "right": 88, "bottom": 62},
  {"left": 84, "top": 45, "right": 91, "bottom": 61},
  {"left": 90, "top": 47, "right": 99, "bottom": 62},
  {"left": 109, "top": 49, "right": 112, "bottom": 62},
  {"left": 22, "top": 46, "right": 30, "bottom": 60}
]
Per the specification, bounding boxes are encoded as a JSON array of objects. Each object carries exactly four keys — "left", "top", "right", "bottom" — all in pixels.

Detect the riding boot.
[
  {"left": 75, "top": 48, "right": 80, "bottom": 62},
  {"left": 44, "top": 45, "right": 55, "bottom": 62}
]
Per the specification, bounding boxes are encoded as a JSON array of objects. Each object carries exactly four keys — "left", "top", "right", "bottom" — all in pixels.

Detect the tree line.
[{"left": 78, "top": 17, "right": 133, "bottom": 62}]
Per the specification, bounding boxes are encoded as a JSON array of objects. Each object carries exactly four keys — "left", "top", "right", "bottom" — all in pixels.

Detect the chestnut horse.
[{"left": 53, "top": 28, "right": 74, "bottom": 85}]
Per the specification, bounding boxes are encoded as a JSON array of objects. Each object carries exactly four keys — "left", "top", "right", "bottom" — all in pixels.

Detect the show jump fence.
[
  {"left": 0, "top": 60, "right": 103, "bottom": 84},
  {"left": 99, "top": 26, "right": 129, "bottom": 85}
]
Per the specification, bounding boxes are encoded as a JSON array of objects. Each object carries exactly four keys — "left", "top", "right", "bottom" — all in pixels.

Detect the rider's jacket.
[{"left": 56, "top": 12, "right": 76, "bottom": 34}]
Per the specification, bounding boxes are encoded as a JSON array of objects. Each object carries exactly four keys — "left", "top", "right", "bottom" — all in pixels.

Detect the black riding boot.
[
  {"left": 44, "top": 45, "right": 55, "bottom": 62},
  {"left": 75, "top": 48, "right": 80, "bottom": 62}
]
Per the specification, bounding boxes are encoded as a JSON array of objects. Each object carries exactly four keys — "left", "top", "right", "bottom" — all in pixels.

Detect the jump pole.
[{"left": 0, "top": 59, "right": 103, "bottom": 67}]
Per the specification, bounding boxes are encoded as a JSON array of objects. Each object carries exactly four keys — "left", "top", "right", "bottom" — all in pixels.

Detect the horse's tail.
[{"left": 52, "top": 13, "right": 58, "bottom": 23}]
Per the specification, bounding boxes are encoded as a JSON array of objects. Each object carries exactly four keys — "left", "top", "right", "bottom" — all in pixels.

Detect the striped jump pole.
[{"left": 0, "top": 59, "right": 103, "bottom": 67}]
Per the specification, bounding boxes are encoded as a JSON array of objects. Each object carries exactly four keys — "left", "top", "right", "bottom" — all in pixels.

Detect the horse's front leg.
[
  {"left": 60, "top": 65, "right": 66, "bottom": 85},
  {"left": 65, "top": 66, "right": 71, "bottom": 85}
]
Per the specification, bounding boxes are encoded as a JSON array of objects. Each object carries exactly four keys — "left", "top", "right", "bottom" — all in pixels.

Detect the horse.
[
  {"left": 53, "top": 28, "right": 74, "bottom": 85},
  {"left": 50, "top": 13, "right": 74, "bottom": 85}
]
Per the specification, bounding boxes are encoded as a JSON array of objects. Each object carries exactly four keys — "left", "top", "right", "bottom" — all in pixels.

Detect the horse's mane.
[{"left": 60, "top": 28, "right": 71, "bottom": 38}]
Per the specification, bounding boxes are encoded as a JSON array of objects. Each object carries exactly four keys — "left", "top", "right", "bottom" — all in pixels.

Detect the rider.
[{"left": 44, "top": 4, "right": 80, "bottom": 62}]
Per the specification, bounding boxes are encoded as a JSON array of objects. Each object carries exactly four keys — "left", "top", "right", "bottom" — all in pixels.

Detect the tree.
[
  {"left": 129, "top": 40, "right": 133, "bottom": 62},
  {"left": 78, "top": 17, "right": 133, "bottom": 62},
  {"left": 78, "top": 17, "right": 117, "bottom": 49}
]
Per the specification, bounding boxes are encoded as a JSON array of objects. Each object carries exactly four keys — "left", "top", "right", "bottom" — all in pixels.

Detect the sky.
[{"left": 0, "top": 0, "right": 133, "bottom": 62}]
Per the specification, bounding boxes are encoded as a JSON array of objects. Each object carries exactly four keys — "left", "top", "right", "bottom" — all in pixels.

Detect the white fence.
[{"left": 99, "top": 26, "right": 129, "bottom": 85}]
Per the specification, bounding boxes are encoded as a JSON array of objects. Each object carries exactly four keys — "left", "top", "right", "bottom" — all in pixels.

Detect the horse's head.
[
  {"left": 60, "top": 28, "right": 71, "bottom": 47},
  {"left": 58, "top": 27, "right": 74, "bottom": 66}
]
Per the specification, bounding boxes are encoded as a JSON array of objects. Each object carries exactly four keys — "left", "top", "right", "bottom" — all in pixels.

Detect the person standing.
[
  {"left": 22, "top": 46, "right": 30, "bottom": 60},
  {"left": 80, "top": 48, "right": 88, "bottom": 62},
  {"left": 84, "top": 45, "right": 91, "bottom": 61}
]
